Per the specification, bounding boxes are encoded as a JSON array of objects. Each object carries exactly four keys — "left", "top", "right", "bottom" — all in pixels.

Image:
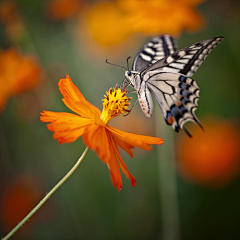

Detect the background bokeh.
[{"left": 0, "top": 0, "right": 240, "bottom": 239}]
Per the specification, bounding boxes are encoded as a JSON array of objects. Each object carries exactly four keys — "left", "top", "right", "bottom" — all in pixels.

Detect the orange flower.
[
  {"left": 40, "top": 75, "right": 163, "bottom": 190},
  {"left": 0, "top": 0, "right": 24, "bottom": 41},
  {"left": 84, "top": 1, "right": 131, "bottom": 47},
  {"left": 81, "top": 0, "right": 205, "bottom": 47},
  {"left": 0, "top": 173, "right": 43, "bottom": 233},
  {"left": 119, "top": 0, "right": 204, "bottom": 34},
  {"left": 44, "top": 0, "right": 85, "bottom": 21},
  {"left": 0, "top": 48, "right": 42, "bottom": 112},
  {"left": 176, "top": 117, "right": 240, "bottom": 188}
]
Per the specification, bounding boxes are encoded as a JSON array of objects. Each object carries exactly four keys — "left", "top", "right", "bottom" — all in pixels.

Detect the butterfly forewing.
[
  {"left": 133, "top": 35, "right": 177, "bottom": 72},
  {"left": 141, "top": 37, "right": 224, "bottom": 78},
  {"left": 126, "top": 35, "right": 223, "bottom": 135}
]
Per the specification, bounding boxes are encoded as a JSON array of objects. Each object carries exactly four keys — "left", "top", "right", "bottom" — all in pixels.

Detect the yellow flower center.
[{"left": 100, "top": 85, "right": 131, "bottom": 125}]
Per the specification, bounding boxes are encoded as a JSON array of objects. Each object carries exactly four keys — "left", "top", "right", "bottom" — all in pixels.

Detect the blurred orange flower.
[
  {"left": 40, "top": 75, "right": 163, "bottom": 190},
  {"left": 0, "top": 174, "right": 43, "bottom": 233},
  {"left": 0, "top": 48, "right": 42, "bottom": 112},
  {"left": 0, "top": 0, "right": 24, "bottom": 42},
  {"left": 82, "top": 0, "right": 205, "bottom": 47},
  {"left": 45, "top": 0, "right": 86, "bottom": 21},
  {"left": 176, "top": 118, "right": 240, "bottom": 187},
  {"left": 84, "top": 1, "right": 131, "bottom": 47}
]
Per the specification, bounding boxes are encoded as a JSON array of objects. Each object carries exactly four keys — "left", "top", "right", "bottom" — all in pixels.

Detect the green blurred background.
[{"left": 0, "top": 0, "right": 240, "bottom": 239}]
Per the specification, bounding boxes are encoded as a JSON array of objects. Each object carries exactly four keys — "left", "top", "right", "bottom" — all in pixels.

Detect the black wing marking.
[
  {"left": 132, "top": 35, "right": 177, "bottom": 72},
  {"left": 141, "top": 37, "right": 224, "bottom": 78},
  {"left": 146, "top": 72, "right": 202, "bottom": 132}
]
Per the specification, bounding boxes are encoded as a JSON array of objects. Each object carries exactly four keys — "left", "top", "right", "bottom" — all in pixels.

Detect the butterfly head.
[
  {"left": 127, "top": 71, "right": 132, "bottom": 77},
  {"left": 125, "top": 70, "right": 140, "bottom": 88}
]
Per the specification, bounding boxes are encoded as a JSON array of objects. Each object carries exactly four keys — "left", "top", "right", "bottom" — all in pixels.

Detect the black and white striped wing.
[
  {"left": 146, "top": 72, "right": 201, "bottom": 135},
  {"left": 141, "top": 37, "right": 224, "bottom": 78},
  {"left": 132, "top": 35, "right": 177, "bottom": 72}
]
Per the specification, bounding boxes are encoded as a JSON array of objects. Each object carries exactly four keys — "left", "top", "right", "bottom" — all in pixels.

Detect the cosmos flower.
[
  {"left": 0, "top": 0, "right": 24, "bottom": 42},
  {"left": 40, "top": 75, "right": 163, "bottom": 190},
  {"left": 44, "top": 0, "right": 85, "bottom": 21},
  {"left": 0, "top": 48, "right": 41, "bottom": 112},
  {"left": 81, "top": 0, "right": 205, "bottom": 47},
  {"left": 176, "top": 117, "right": 240, "bottom": 187},
  {"left": 0, "top": 173, "right": 44, "bottom": 233}
]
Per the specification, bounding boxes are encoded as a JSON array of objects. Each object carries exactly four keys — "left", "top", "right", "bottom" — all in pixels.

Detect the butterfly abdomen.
[{"left": 138, "top": 86, "right": 153, "bottom": 118}]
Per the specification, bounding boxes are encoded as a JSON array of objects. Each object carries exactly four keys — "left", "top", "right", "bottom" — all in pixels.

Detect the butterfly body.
[
  {"left": 125, "top": 70, "right": 153, "bottom": 117},
  {"left": 125, "top": 35, "right": 223, "bottom": 134}
]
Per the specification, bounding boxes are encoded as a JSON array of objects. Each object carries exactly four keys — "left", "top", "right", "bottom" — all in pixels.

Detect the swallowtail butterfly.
[{"left": 124, "top": 35, "right": 224, "bottom": 137}]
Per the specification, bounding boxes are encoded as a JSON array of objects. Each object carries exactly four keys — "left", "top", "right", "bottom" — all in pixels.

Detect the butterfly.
[{"left": 123, "top": 35, "right": 224, "bottom": 137}]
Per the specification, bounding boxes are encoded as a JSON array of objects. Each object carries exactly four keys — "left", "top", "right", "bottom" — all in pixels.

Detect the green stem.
[
  {"left": 155, "top": 114, "right": 181, "bottom": 240},
  {"left": 2, "top": 146, "right": 89, "bottom": 240}
]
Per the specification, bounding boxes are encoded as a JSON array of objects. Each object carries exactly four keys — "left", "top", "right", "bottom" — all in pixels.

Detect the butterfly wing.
[
  {"left": 130, "top": 36, "right": 223, "bottom": 135},
  {"left": 132, "top": 35, "right": 177, "bottom": 72},
  {"left": 130, "top": 35, "right": 177, "bottom": 118},
  {"left": 141, "top": 37, "right": 224, "bottom": 78},
  {"left": 146, "top": 72, "right": 201, "bottom": 133}
]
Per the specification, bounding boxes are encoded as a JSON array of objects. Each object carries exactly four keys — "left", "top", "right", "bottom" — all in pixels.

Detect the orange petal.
[
  {"left": 58, "top": 75, "right": 101, "bottom": 119},
  {"left": 107, "top": 125, "right": 164, "bottom": 151},
  {"left": 107, "top": 137, "right": 123, "bottom": 191},
  {"left": 83, "top": 124, "right": 111, "bottom": 163},
  {"left": 62, "top": 98, "right": 100, "bottom": 122},
  {"left": 113, "top": 136, "right": 134, "bottom": 158},
  {"left": 83, "top": 124, "right": 123, "bottom": 190},
  {"left": 40, "top": 110, "right": 92, "bottom": 143},
  {"left": 40, "top": 110, "right": 78, "bottom": 122},
  {"left": 110, "top": 136, "right": 136, "bottom": 187},
  {"left": 53, "top": 128, "right": 86, "bottom": 143}
]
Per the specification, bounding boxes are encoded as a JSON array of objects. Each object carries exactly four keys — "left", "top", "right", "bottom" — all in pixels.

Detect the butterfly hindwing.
[
  {"left": 146, "top": 72, "right": 201, "bottom": 132},
  {"left": 133, "top": 35, "right": 177, "bottom": 72}
]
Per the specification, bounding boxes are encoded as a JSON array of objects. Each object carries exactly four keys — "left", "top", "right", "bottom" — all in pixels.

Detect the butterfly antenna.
[
  {"left": 105, "top": 59, "right": 127, "bottom": 70},
  {"left": 126, "top": 56, "right": 131, "bottom": 71}
]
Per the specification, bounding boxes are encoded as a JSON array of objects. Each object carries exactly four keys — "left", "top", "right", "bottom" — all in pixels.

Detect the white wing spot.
[
  {"left": 155, "top": 44, "right": 163, "bottom": 48},
  {"left": 189, "top": 50, "right": 198, "bottom": 54},
  {"left": 169, "top": 63, "right": 185, "bottom": 69},
  {"left": 177, "top": 59, "right": 189, "bottom": 64},
  {"left": 183, "top": 55, "right": 193, "bottom": 59},
  {"left": 178, "top": 50, "right": 185, "bottom": 57},
  {"left": 140, "top": 53, "right": 152, "bottom": 61},
  {"left": 144, "top": 47, "right": 155, "bottom": 55},
  {"left": 188, "top": 45, "right": 196, "bottom": 49},
  {"left": 195, "top": 59, "right": 201, "bottom": 66},
  {"left": 166, "top": 56, "right": 174, "bottom": 63},
  {"left": 191, "top": 65, "right": 197, "bottom": 72},
  {"left": 203, "top": 49, "right": 209, "bottom": 54},
  {"left": 186, "top": 78, "right": 192, "bottom": 84}
]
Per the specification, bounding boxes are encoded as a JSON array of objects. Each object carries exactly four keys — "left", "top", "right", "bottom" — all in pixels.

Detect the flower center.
[{"left": 100, "top": 85, "right": 131, "bottom": 125}]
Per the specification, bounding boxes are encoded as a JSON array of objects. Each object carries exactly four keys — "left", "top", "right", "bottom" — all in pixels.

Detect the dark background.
[{"left": 0, "top": 0, "right": 240, "bottom": 239}]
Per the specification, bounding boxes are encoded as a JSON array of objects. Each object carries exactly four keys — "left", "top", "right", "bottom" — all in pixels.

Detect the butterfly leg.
[
  {"left": 123, "top": 98, "right": 138, "bottom": 117},
  {"left": 119, "top": 77, "right": 127, "bottom": 88},
  {"left": 128, "top": 90, "right": 137, "bottom": 94}
]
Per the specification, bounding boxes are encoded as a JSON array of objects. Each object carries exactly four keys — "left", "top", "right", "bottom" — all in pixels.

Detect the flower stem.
[
  {"left": 2, "top": 146, "right": 89, "bottom": 240},
  {"left": 155, "top": 114, "right": 181, "bottom": 240}
]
